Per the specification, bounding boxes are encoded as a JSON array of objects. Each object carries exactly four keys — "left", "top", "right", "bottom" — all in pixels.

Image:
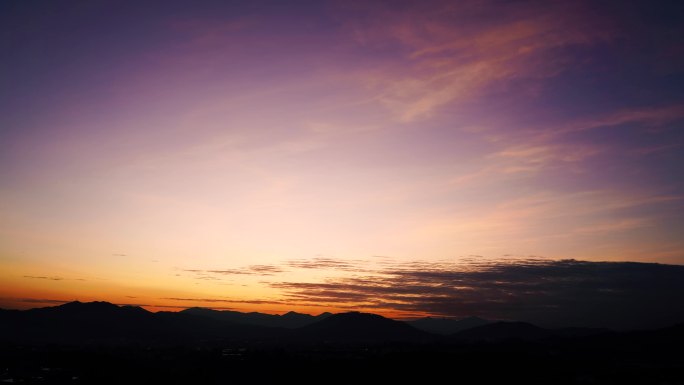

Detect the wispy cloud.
[
  {"left": 633, "top": 143, "right": 684, "bottom": 156},
  {"left": 448, "top": 103, "right": 684, "bottom": 190},
  {"left": 247, "top": 265, "right": 285, "bottom": 275},
  {"left": 17, "top": 298, "right": 71, "bottom": 304},
  {"left": 183, "top": 264, "right": 286, "bottom": 280},
  {"left": 161, "top": 297, "right": 288, "bottom": 306},
  {"left": 541, "top": 105, "right": 684, "bottom": 137},
  {"left": 23, "top": 275, "right": 86, "bottom": 281},
  {"left": 23, "top": 275, "right": 64, "bottom": 281},
  {"left": 350, "top": 1, "right": 615, "bottom": 122},
  {"left": 286, "top": 257, "right": 371, "bottom": 272}
]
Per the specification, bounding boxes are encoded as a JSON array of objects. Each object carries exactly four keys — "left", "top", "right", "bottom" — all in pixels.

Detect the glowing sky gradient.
[{"left": 1, "top": 1, "right": 683, "bottom": 319}]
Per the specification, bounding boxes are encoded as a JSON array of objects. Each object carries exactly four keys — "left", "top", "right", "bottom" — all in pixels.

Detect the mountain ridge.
[
  {"left": 179, "top": 306, "right": 331, "bottom": 328},
  {"left": 299, "top": 311, "right": 430, "bottom": 342},
  {"left": 2, "top": 301, "right": 677, "bottom": 346}
]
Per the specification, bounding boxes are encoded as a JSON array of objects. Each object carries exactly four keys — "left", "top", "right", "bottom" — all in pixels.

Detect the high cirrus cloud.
[{"left": 346, "top": 0, "right": 616, "bottom": 122}]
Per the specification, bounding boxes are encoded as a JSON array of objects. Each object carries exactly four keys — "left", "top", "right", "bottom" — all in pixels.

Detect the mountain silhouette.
[
  {"left": 300, "top": 311, "right": 430, "bottom": 342},
  {"left": 2, "top": 304, "right": 681, "bottom": 384},
  {"left": 0, "top": 301, "right": 269, "bottom": 343},
  {"left": 2, "top": 301, "right": 681, "bottom": 348},
  {"left": 282, "top": 310, "right": 333, "bottom": 328},
  {"left": 0, "top": 303, "right": 427, "bottom": 344},
  {"left": 408, "top": 316, "right": 491, "bottom": 334},
  {"left": 180, "top": 307, "right": 331, "bottom": 328}
]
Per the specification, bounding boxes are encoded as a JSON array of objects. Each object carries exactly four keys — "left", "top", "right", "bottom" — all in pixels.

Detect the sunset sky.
[{"left": 1, "top": 1, "right": 683, "bottom": 326}]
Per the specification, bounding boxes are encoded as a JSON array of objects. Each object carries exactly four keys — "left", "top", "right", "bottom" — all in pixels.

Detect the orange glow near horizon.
[{"left": 1, "top": 1, "right": 684, "bottom": 320}]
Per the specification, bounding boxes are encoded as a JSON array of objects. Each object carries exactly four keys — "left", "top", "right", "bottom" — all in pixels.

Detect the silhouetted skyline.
[
  {"left": 1, "top": 300, "right": 678, "bottom": 342},
  {"left": 3, "top": 301, "right": 682, "bottom": 384}
]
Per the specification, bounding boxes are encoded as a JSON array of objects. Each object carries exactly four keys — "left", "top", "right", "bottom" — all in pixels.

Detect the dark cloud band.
[{"left": 270, "top": 258, "right": 684, "bottom": 329}]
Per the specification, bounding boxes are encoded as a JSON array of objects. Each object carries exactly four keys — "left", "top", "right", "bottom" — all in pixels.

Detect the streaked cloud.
[
  {"left": 286, "top": 257, "right": 371, "bottom": 272},
  {"left": 17, "top": 298, "right": 71, "bottom": 304},
  {"left": 23, "top": 275, "right": 64, "bottom": 281},
  {"left": 348, "top": 1, "right": 615, "bottom": 122},
  {"left": 269, "top": 257, "right": 684, "bottom": 329},
  {"left": 541, "top": 104, "right": 684, "bottom": 137},
  {"left": 161, "top": 297, "right": 287, "bottom": 306},
  {"left": 183, "top": 264, "right": 285, "bottom": 280},
  {"left": 23, "top": 275, "right": 86, "bottom": 281}
]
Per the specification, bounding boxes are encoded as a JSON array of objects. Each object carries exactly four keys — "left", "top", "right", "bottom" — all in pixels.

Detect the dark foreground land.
[
  {"left": 1, "top": 302, "right": 683, "bottom": 384},
  {"left": 3, "top": 337, "right": 684, "bottom": 385}
]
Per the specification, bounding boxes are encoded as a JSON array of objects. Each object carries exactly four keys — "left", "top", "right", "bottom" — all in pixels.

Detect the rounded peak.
[
  {"left": 314, "top": 312, "right": 394, "bottom": 327},
  {"left": 60, "top": 300, "right": 116, "bottom": 308},
  {"left": 283, "top": 311, "right": 300, "bottom": 315},
  {"left": 182, "top": 307, "right": 214, "bottom": 312},
  {"left": 59, "top": 300, "right": 82, "bottom": 306},
  {"left": 47, "top": 301, "right": 121, "bottom": 315},
  {"left": 303, "top": 311, "right": 425, "bottom": 341},
  {"left": 333, "top": 311, "right": 386, "bottom": 319},
  {"left": 121, "top": 305, "right": 150, "bottom": 314}
]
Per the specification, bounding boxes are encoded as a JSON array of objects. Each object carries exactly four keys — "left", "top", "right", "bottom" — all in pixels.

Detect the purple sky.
[{"left": 1, "top": 0, "right": 683, "bottom": 320}]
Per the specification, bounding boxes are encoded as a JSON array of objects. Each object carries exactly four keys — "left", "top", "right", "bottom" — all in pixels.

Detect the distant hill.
[
  {"left": 180, "top": 307, "right": 331, "bottom": 328},
  {"left": 408, "top": 316, "right": 491, "bottom": 334},
  {"left": 1, "top": 303, "right": 682, "bottom": 385},
  {"left": 0, "top": 301, "right": 269, "bottom": 344},
  {"left": 3, "top": 301, "right": 679, "bottom": 346},
  {"left": 0, "top": 303, "right": 426, "bottom": 344},
  {"left": 300, "top": 311, "right": 430, "bottom": 342}
]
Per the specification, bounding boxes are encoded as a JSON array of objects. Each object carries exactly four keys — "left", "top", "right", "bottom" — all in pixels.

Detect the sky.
[{"left": 1, "top": 0, "right": 683, "bottom": 328}]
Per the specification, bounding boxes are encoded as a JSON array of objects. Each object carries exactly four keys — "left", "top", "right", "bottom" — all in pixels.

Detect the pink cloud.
[{"left": 344, "top": 1, "right": 616, "bottom": 122}]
